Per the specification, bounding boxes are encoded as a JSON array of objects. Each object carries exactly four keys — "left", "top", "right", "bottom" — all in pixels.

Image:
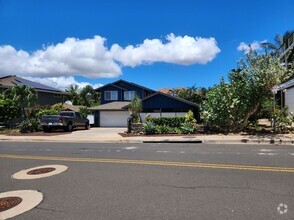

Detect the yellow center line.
[{"left": 1, "top": 154, "right": 294, "bottom": 173}]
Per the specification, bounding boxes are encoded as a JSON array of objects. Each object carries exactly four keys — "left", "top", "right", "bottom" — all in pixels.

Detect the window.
[
  {"left": 124, "top": 91, "right": 135, "bottom": 100},
  {"left": 54, "top": 94, "right": 62, "bottom": 98},
  {"left": 105, "top": 91, "right": 118, "bottom": 101}
]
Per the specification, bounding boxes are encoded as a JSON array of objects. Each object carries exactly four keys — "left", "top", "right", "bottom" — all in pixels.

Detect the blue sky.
[{"left": 0, "top": 0, "right": 293, "bottom": 90}]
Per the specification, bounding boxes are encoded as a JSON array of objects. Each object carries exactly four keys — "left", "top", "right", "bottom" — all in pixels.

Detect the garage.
[{"left": 100, "top": 111, "right": 130, "bottom": 127}]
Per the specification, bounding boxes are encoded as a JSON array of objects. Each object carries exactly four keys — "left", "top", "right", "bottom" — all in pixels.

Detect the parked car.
[{"left": 40, "top": 111, "right": 90, "bottom": 132}]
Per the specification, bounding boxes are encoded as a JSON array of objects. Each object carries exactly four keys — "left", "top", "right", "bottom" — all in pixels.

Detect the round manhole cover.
[
  {"left": 27, "top": 167, "right": 56, "bottom": 175},
  {"left": 13, "top": 165, "right": 68, "bottom": 179},
  {"left": 0, "top": 197, "right": 23, "bottom": 212}
]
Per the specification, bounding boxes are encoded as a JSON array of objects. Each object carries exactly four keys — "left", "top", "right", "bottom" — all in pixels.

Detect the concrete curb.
[
  {"left": 143, "top": 139, "right": 202, "bottom": 144},
  {"left": 0, "top": 137, "right": 293, "bottom": 144}
]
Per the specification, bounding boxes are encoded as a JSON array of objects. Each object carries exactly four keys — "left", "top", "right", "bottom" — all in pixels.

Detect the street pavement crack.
[
  {"left": 159, "top": 183, "right": 294, "bottom": 199},
  {"left": 35, "top": 206, "right": 64, "bottom": 212}
]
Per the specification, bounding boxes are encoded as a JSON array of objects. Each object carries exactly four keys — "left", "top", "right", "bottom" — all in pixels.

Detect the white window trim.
[
  {"left": 105, "top": 91, "right": 118, "bottom": 101},
  {"left": 124, "top": 91, "right": 136, "bottom": 100}
]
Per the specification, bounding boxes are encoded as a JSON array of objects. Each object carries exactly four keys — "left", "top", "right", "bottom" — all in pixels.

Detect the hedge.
[{"left": 149, "top": 116, "right": 185, "bottom": 128}]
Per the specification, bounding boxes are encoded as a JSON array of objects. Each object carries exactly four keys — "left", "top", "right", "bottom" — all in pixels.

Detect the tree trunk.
[{"left": 234, "top": 103, "right": 260, "bottom": 132}]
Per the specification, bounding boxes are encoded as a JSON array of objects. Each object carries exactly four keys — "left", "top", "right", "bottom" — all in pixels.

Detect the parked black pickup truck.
[{"left": 40, "top": 111, "right": 90, "bottom": 132}]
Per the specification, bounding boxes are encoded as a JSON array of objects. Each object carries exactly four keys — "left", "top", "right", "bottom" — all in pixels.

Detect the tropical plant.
[
  {"left": 4, "top": 85, "right": 37, "bottom": 119},
  {"left": 180, "top": 122, "right": 196, "bottom": 134},
  {"left": 65, "top": 84, "right": 80, "bottom": 105},
  {"left": 79, "top": 107, "right": 91, "bottom": 118},
  {"left": 65, "top": 84, "right": 100, "bottom": 107},
  {"left": 155, "top": 125, "right": 173, "bottom": 134},
  {"left": 128, "top": 94, "right": 142, "bottom": 123},
  {"left": 18, "top": 118, "right": 41, "bottom": 133},
  {"left": 261, "top": 30, "right": 294, "bottom": 64},
  {"left": 185, "top": 110, "right": 196, "bottom": 123},
  {"left": 143, "top": 121, "right": 156, "bottom": 134}
]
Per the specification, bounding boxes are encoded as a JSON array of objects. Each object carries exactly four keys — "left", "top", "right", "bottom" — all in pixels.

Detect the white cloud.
[
  {"left": 0, "top": 36, "right": 121, "bottom": 78},
  {"left": 111, "top": 33, "right": 221, "bottom": 67},
  {"left": 23, "top": 76, "right": 103, "bottom": 91},
  {"left": 237, "top": 40, "right": 267, "bottom": 54},
  {"left": 0, "top": 33, "right": 221, "bottom": 79}
]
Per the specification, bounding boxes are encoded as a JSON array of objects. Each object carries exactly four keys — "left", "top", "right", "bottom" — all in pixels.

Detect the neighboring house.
[
  {"left": 277, "top": 78, "right": 294, "bottom": 114},
  {"left": 90, "top": 80, "right": 199, "bottom": 127},
  {"left": 278, "top": 32, "right": 294, "bottom": 67},
  {"left": 63, "top": 103, "right": 85, "bottom": 112},
  {"left": 0, "top": 75, "right": 67, "bottom": 106}
]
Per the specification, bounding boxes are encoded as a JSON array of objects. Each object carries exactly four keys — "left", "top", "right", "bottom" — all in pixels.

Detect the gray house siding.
[{"left": 37, "top": 92, "right": 63, "bottom": 106}]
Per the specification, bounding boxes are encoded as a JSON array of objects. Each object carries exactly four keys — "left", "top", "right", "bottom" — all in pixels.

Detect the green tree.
[
  {"left": 65, "top": 84, "right": 100, "bottom": 107},
  {"left": 174, "top": 85, "right": 208, "bottom": 105},
  {"left": 203, "top": 51, "right": 292, "bottom": 133},
  {"left": 79, "top": 85, "right": 100, "bottom": 107},
  {"left": 0, "top": 94, "right": 21, "bottom": 127},
  {"left": 128, "top": 95, "right": 142, "bottom": 123},
  {"left": 261, "top": 30, "right": 294, "bottom": 64},
  {"left": 4, "top": 85, "right": 37, "bottom": 119},
  {"left": 65, "top": 84, "right": 80, "bottom": 105}
]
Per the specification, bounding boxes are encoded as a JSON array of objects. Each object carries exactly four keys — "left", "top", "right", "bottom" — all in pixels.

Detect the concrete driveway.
[
  {"left": 57, "top": 127, "right": 127, "bottom": 142},
  {"left": 0, "top": 127, "right": 127, "bottom": 143}
]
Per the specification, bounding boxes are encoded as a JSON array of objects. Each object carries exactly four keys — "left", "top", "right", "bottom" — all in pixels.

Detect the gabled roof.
[
  {"left": 141, "top": 91, "right": 199, "bottom": 108},
  {"left": 278, "top": 78, "right": 294, "bottom": 90},
  {"left": 95, "top": 79, "right": 155, "bottom": 93},
  {"left": 0, "top": 75, "right": 66, "bottom": 94},
  {"left": 89, "top": 101, "right": 130, "bottom": 110}
]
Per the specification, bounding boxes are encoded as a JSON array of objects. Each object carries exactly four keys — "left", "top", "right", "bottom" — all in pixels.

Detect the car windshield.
[{"left": 60, "top": 112, "right": 74, "bottom": 117}]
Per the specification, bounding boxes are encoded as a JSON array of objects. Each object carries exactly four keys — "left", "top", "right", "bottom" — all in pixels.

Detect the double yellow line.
[{"left": 1, "top": 154, "right": 294, "bottom": 173}]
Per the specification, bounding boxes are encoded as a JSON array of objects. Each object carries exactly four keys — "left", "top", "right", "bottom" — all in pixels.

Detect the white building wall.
[{"left": 285, "top": 87, "right": 294, "bottom": 114}]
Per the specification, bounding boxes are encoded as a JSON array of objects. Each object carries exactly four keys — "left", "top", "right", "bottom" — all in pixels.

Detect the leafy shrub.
[
  {"left": 180, "top": 122, "right": 196, "bottom": 134},
  {"left": 52, "top": 103, "right": 65, "bottom": 112},
  {"left": 79, "top": 107, "right": 91, "bottom": 118},
  {"left": 275, "top": 108, "right": 294, "bottom": 133},
  {"left": 143, "top": 121, "right": 156, "bottom": 134},
  {"left": 36, "top": 109, "right": 58, "bottom": 118},
  {"left": 150, "top": 117, "right": 185, "bottom": 128},
  {"left": 185, "top": 110, "right": 196, "bottom": 123},
  {"left": 18, "top": 118, "right": 41, "bottom": 133},
  {"left": 155, "top": 125, "right": 174, "bottom": 134}
]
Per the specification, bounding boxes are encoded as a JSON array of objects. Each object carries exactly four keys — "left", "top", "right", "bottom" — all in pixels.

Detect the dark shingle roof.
[{"left": 0, "top": 75, "right": 65, "bottom": 93}]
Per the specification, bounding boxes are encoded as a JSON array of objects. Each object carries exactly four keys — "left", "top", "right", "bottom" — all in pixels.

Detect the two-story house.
[
  {"left": 0, "top": 75, "right": 67, "bottom": 106},
  {"left": 90, "top": 80, "right": 199, "bottom": 127}
]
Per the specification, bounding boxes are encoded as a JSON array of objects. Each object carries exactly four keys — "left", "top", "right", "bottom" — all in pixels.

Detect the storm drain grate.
[
  {"left": 0, "top": 197, "right": 23, "bottom": 212},
  {"left": 27, "top": 167, "right": 56, "bottom": 175}
]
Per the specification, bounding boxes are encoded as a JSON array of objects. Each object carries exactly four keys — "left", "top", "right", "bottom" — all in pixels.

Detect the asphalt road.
[{"left": 1, "top": 142, "right": 294, "bottom": 220}]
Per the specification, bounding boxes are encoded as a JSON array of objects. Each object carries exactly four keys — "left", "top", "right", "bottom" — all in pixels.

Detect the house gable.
[{"left": 96, "top": 80, "right": 155, "bottom": 104}]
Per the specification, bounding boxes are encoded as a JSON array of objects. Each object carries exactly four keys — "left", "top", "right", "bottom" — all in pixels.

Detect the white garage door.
[{"left": 100, "top": 111, "right": 130, "bottom": 127}]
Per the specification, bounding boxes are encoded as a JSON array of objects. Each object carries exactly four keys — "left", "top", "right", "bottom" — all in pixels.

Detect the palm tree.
[
  {"left": 128, "top": 95, "right": 142, "bottom": 123},
  {"left": 65, "top": 84, "right": 80, "bottom": 105},
  {"left": 261, "top": 30, "right": 294, "bottom": 63}
]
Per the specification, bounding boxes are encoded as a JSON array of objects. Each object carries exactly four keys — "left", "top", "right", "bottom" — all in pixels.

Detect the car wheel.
[
  {"left": 85, "top": 122, "right": 90, "bottom": 130},
  {"left": 66, "top": 123, "right": 73, "bottom": 132}
]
